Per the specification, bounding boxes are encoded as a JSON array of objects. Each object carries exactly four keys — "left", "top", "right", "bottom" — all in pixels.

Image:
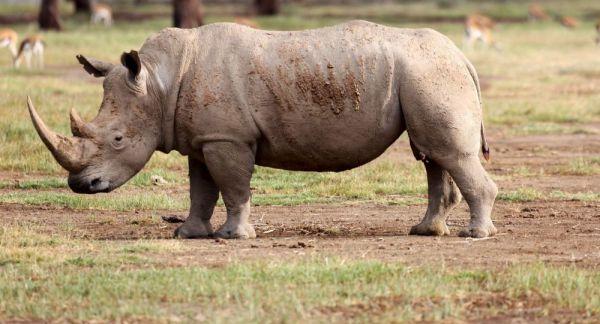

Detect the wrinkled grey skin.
[{"left": 28, "top": 20, "right": 498, "bottom": 239}]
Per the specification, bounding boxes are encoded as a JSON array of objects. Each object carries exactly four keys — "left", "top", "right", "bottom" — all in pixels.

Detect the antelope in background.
[
  {"left": 528, "top": 2, "right": 581, "bottom": 30},
  {"left": 91, "top": 2, "right": 113, "bottom": 26},
  {"left": 0, "top": 28, "right": 18, "bottom": 66},
  {"left": 559, "top": 16, "right": 579, "bottom": 29},
  {"left": 14, "top": 35, "right": 45, "bottom": 69},
  {"left": 528, "top": 3, "right": 549, "bottom": 21},
  {"left": 463, "top": 14, "right": 499, "bottom": 50}
]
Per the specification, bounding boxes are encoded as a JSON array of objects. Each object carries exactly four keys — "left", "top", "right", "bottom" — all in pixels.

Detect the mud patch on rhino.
[
  {"left": 202, "top": 88, "right": 218, "bottom": 108},
  {"left": 344, "top": 71, "right": 361, "bottom": 111},
  {"left": 294, "top": 63, "right": 362, "bottom": 115},
  {"left": 252, "top": 42, "right": 363, "bottom": 116},
  {"left": 295, "top": 66, "right": 343, "bottom": 115}
]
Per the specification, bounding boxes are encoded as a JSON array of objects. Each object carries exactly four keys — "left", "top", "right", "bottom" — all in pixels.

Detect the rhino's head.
[{"left": 28, "top": 51, "right": 162, "bottom": 194}]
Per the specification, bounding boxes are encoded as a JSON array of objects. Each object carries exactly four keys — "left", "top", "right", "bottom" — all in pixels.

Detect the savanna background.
[{"left": 0, "top": 0, "right": 599, "bottom": 322}]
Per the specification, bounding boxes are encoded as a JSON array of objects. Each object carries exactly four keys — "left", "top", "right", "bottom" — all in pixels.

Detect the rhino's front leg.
[
  {"left": 174, "top": 157, "right": 219, "bottom": 238},
  {"left": 203, "top": 141, "right": 257, "bottom": 239}
]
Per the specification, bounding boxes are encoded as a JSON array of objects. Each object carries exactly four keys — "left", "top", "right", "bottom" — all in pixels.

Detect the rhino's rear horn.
[
  {"left": 27, "top": 96, "right": 87, "bottom": 173},
  {"left": 70, "top": 108, "right": 95, "bottom": 138}
]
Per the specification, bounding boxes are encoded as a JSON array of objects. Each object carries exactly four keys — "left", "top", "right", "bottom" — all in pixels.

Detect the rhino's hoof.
[
  {"left": 409, "top": 221, "right": 450, "bottom": 236},
  {"left": 215, "top": 223, "right": 256, "bottom": 239},
  {"left": 174, "top": 223, "right": 213, "bottom": 239},
  {"left": 458, "top": 224, "right": 497, "bottom": 238}
]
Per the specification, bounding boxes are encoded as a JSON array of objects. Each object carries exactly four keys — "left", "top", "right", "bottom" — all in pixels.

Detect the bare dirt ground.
[
  {"left": 2, "top": 200, "right": 598, "bottom": 268},
  {"left": 1, "top": 131, "right": 599, "bottom": 268}
]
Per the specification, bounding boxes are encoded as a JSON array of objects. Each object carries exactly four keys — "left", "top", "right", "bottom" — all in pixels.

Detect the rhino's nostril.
[{"left": 90, "top": 178, "right": 101, "bottom": 188}]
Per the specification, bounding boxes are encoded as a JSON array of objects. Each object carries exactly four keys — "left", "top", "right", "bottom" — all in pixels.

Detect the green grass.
[
  {"left": 498, "top": 188, "right": 600, "bottom": 202},
  {"left": 502, "top": 157, "right": 600, "bottom": 178},
  {"left": 0, "top": 178, "right": 65, "bottom": 190},
  {"left": 0, "top": 225, "right": 598, "bottom": 322},
  {"left": 0, "top": 184, "right": 595, "bottom": 211},
  {"left": 498, "top": 187, "right": 544, "bottom": 202},
  {"left": 0, "top": 158, "right": 428, "bottom": 209},
  {"left": 0, "top": 190, "right": 187, "bottom": 211},
  {"left": 552, "top": 157, "right": 600, "bottom": 176}
]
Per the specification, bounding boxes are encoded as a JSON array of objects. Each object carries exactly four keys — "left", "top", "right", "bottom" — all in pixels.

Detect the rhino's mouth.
[{"left": 68, "top": 175, "right": 111, "bottom": 194}]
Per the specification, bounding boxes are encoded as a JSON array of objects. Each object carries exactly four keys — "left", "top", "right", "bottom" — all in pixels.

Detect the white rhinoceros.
[{"left": 28, "top": 21, "right": 498, "bottom": 239}]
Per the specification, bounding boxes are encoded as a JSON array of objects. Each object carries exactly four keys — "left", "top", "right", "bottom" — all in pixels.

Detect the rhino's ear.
[
  {"left": 120, "top": 50, "right": 142, "bottom": 80},
  {"left": 76, "top": 55, "right": 114, "bottom": 78}
]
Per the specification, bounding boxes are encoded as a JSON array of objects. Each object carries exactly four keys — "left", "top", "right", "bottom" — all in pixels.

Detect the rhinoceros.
[{"left": 27, "top": 20, "right": 498, "bottom": 239}]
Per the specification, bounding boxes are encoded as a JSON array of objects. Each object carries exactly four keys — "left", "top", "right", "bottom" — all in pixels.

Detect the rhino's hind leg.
[
  {"left": 174, "top": 158, "right": 219, "bottom": 239},
  {"left": 443, "top": 156, "right": 498, "bottom": 238},
  {"left": 203, "top": 141, "right": 257, "bottom": 239},
  {"left": 410, "top": 160, "right": 462, "bottom": 236}
]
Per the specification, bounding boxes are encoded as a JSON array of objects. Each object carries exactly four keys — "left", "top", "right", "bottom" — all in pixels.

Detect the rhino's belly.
[{"left": 254, "top": 105, "right": 404, "bottom": 172}]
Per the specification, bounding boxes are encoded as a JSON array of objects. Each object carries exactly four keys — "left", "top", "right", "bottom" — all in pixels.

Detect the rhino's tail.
[{"left": 462, "top": 55, "right": 490, "bottom": 162}]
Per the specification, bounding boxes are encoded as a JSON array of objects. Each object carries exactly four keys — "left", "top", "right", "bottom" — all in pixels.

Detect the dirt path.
[{"left": 2, "top": 199, "right": 598, "bottom": 268}]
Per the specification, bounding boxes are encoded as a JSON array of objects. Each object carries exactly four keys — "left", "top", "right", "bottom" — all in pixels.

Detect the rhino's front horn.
[{"left": 27, "top": 96, "right": 87, "bottom": 173}]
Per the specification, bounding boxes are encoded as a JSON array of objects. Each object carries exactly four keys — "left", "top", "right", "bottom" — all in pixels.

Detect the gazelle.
[
  {"left": 528, "top": 3, "right": 549, "bottom": 21},
  {"left": 91, "top": 3, "right": 113, "bottom": 26},
  {"left": 15, "top": 35, "right": 45, "bottom": 69},
  {"left": 0, "top": 28, "right": 18, "bottom": 66},
  {"left": 463, "top": 14, "right": 498, "bottom": 50},
  {"left": 559, "top": 16, "right": 579, "bottom": 29}
]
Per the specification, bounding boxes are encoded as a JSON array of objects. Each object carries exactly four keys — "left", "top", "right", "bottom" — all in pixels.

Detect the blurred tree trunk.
[
  {"left": 39, "top": 0, "right": 62, "bottom": 31},
  {"left": 73, "top": 0, "right": 91, "bottom": 13},
  {"left": 254, "top": 0, "right": 280, "bottom": 15},
  {"left": 173, "top": 0, "right": 203, "bottom": 28}
]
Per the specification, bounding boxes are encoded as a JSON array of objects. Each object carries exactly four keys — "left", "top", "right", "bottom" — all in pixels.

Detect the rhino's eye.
[{"left": 111, "top": 134, "right": 125, "bottom": 150}]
